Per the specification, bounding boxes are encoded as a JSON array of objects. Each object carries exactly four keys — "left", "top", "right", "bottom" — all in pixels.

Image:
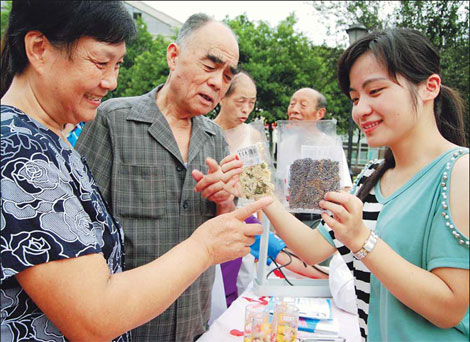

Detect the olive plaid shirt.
[{"left": 76, "top": 85, "right": 230, "bottom": 342}]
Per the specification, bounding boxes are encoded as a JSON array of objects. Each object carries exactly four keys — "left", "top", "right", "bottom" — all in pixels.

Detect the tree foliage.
[
  {"left": 395, "top": 1, "right": 469, "bottom": 143},
  {"left": 224, "top": 14, "right": 350, "bottom": 136},
  {"left": 1, "top": 1, "right": 467, "bottom": 142},
  {"left": 1, "top": 1, "right": 12, "bottom": 39},
  {"left": 106, "top": 18, "right": 171, "bottom": 100},
  {"left": 225, "top": 15, "right": 319, "bottom": 122}
]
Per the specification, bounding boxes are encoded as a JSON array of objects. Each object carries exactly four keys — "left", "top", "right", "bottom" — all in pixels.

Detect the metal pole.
[
  {"left": 347, "top": 113, "right": 354, "bottom": 168},
  {"left": 345, "top": 23, "right": 368, "bottom": 170}
]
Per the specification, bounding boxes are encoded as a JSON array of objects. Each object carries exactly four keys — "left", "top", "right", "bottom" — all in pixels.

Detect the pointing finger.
[{"left": 232, "top": 197, "right": 273, "bottom": 221}]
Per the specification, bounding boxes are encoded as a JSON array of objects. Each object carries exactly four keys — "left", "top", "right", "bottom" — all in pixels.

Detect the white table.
[{"left": 196, "top": 284, "right": 361, "bottom": 342}]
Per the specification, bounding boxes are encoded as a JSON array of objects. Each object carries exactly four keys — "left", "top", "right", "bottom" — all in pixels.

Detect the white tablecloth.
[{"left": 196, "top": 283, "right": 361, "bottom": 342}]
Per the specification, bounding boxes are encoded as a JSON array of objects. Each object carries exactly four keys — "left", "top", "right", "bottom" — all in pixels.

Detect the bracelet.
[{"left": 353, "top": 230, "right": 379, "bottom": 260}]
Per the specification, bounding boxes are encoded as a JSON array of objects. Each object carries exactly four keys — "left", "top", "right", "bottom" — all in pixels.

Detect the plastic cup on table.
[
  {"left": 272, "top": 303, "right": 299, "bottom": 342},
  {"left": 274, "top": 296, "right": 296, "bottom": 308},
  {"left": 244, "top": 303, "right": 271, "bottom": 342}
]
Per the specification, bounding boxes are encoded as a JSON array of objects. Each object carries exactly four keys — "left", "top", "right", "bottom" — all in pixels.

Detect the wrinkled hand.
[
  {"left": 219, "top": 154, "right": 243, "bottom": 197},
  {"left": 192, "top": 155, "right": 243, "bottom": 204},
  {"left": 319, "top": 191, "right": 370, "bottom": 253},
  {"left": 190, "top": 197, "right": 273, "bottom": 265}
]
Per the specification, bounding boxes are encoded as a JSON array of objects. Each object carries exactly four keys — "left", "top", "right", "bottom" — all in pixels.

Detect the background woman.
[
  {"left": 0, "top": 2, "right": 270, "bottom": 341},
  {"left": 261, "top": 28, "right": 469, "bottom": 341}
]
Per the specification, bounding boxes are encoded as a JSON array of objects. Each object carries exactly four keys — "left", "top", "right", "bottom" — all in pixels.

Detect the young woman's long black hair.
[
  {"left": 337, "top": 28, "right": 466, "bottom": 201},
  {"left": 1, "top": 0, "right": 136, "bottom": 98}
]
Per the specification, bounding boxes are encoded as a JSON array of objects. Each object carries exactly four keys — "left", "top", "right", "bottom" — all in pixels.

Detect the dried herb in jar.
[{"left": 288, "top": 158, "right": 340, "bottom": 210}]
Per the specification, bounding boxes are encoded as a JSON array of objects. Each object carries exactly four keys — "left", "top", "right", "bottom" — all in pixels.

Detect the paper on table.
[
  {"left": 268, "top": 297, "right": 332, "bottom": 320},
  {"left": 298, "top": 316, "right": 339, "bottom": 335},
  {"left": 295, "top": 297, "right": 332, "bottom": 320}
]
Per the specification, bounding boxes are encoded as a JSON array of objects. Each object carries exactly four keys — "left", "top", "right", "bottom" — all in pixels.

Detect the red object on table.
[
  {"left": 242, "top": 296, "right": 269, "bottom": 305},
  {"left": 229, "top": 329, "right": 244, "bottom": 337}
]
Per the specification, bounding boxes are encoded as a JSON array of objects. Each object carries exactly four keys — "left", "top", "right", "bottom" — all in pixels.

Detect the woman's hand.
[
  {"left": 319, "top": 191, "right": 370, "bottom": 253},
  {"left": 190, "top": 196, "right": 273, "bottom": 265},
  {"left": 16, "top": 196, "right": 273, "bottom": 341}
]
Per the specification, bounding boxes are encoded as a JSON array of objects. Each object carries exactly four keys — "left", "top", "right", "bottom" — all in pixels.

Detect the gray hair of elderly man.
[
  {"left": 316, "top": 91, "right": 327, "bottom": 111},
  {"left": 176, "top": 13, "right": 238, "bottom": 48}
]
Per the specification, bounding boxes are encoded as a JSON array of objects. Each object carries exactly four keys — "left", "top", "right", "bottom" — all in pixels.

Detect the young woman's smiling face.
[{"left": 349, "top": 52, "right": 422, "bottom": 149}]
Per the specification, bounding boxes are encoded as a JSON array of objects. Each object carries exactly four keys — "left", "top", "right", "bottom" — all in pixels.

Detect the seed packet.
[
  {"left": 223, "top": 119, "right": 275, "bottom": 200},
  {"left": 287, "top": 157, "right": 341, "bottom": 212},
  {"left": 275, "top": 120, "right": 344, "bottom": 213},
  {"left": 237, "top": 142, "right": 275, "bottom": 199}
]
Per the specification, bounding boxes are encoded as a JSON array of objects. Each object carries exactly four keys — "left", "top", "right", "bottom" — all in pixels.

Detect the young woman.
[
  {"left": 0, "top": 2, "right": 270, "bottom": 341},
  {"left": 262, "top": 28, "right": 469, "bottom": 341}
]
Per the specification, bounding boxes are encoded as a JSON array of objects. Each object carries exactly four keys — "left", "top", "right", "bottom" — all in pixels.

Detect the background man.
[
  {"left": 287, "top": 87, "right": 327, "bottom": 122},
  {"left": 77, "top": 13, "right": 240, "bottom": 342}
]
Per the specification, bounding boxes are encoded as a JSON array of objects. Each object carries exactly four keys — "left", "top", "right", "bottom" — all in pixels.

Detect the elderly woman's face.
[{"left": 41, "top": 37, "right": 126, "bottom": 125}]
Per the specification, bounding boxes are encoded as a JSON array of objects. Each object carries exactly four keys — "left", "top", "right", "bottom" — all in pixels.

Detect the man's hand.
[
  {"left": 190, "top": 197, "right": 273, "bottom": 265},
  {"left": 192, "top": 155, "right": 243, "bottom": 204},
  {"left": 219, "top": 154, "right": 244, "bottom": 197}
]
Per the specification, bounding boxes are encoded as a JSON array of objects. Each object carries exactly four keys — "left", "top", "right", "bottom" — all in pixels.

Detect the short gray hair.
[
  {"left": 176, "top": 13, "right": 213, "bottom": 48},
  {"left": 176, "top": 13, "right": 237, "bottom": 49},
  {"left": 316, "top": 92, "right": 327, "bottom": 110},
  {"left": 225, "top": 70, "right": 256, "bottom": 97}
]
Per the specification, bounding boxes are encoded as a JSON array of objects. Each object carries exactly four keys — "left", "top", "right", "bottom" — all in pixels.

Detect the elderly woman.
[{"left": 0, "top": 2, "right": 270, "bottom": 341}]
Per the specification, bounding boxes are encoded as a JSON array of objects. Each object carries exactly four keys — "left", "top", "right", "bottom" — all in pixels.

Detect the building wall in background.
[{"left": 123, "top": 1, "right": 182, "bottom": 38}]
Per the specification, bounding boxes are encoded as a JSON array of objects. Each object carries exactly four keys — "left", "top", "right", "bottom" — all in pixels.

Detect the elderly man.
[
  {"left": 287, "top": 87, "right": 327, "bottom": 122},
  {"left": 282, "top": 87, "right": 353, "bottom": 227},
  {"left": 76, "top": 14, "right": 240, "bottom": 342}
]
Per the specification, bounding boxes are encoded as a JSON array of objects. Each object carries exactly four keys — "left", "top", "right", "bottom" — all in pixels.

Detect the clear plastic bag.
[
  {"left": 275, "top": 120, "right": 344, "bottom": 213},
  {"left": 224, "top": 119, "right": 275, "bottom": 200}
]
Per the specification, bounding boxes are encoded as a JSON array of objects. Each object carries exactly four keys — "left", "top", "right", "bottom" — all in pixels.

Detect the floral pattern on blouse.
[{"left": 1, "top": 105, "right": 129, "bottom": 342}]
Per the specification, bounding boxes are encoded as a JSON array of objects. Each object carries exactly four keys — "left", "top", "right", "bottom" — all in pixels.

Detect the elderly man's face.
[
  {"left": 168, "top": 21, "right": 239, "bottom": 117},
  {"left": 219, "top": 74, "right": 257, "bottom": 128},
  {"left": 287, "top": 89, "right": 323, "bottom": 121}
]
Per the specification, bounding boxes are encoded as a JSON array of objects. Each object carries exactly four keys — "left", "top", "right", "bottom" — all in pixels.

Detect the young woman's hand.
[{"left": 319, "top": 191, "right": 370, "bottom": 253}]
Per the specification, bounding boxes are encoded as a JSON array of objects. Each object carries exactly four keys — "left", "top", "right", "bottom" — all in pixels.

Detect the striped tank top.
[{"left": 326, "top": 159, "right": 382, "bottom": 341}]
